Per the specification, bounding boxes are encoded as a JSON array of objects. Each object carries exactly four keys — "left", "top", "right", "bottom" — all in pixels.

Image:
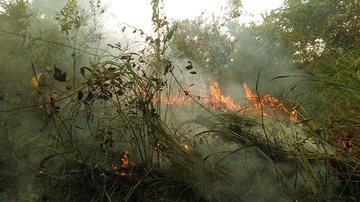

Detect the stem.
[{"left": 72, "top": 28, "right": 79, "bottom": 88}]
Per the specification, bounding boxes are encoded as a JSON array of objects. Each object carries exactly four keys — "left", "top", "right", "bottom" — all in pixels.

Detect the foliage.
[
  {"left": 33, "top": 1, "right": 215, "bottom": 201},
  {"left": 0, "top": 0, "right": 31, "bottom": 33},
  {"left": 263, "top": 0, "right": 360, "bottom": 68},
  {"left": 170, "top": 17, "right": 233, "bottom": 78},
  {"left": 169, "top": 14, "right": 301, "bottom": 97},
  {"left": 261, "top": 2, "right": 360, "bottom": 197},
  {"left": 262, "top": 0, "right": 360, "bottom": 138},
  {"left": 55, "top": 0, "right": 104, "bottom": 88},
  {"left": 0, "top": 0, "right": 45, "bottom": 93},
  {"left": 170, "top": 0, "right": 360, "bottom": 199},
  {"left": 1, "top": 0, "right": 359, "bottom": 201},
  {"left": 0, "top": 0, "right": 32, "bottom": 59}
]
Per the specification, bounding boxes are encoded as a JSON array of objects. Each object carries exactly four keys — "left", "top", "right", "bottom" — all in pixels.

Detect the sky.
[{"left": 102, "top": 0, "right": 284, "bottom": 33}]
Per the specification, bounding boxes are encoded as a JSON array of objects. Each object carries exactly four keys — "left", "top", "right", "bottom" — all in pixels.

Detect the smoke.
[
  {"left": 180, "top": 117, "right": 341, "bottom": 201},
  {"left": 222, "top": 24, "right": 306, "bottom": 99},
  {"left": 162, "top": 58, "right": 339, "bottom": 201},
  {"left": 0, "top": 0, "right": 342, "bottom": 201},
  {"left": 0, "top": 107, "right": 51, "bottom": 200},
  {"left": 201, "top": 150, "right": 340, "bottom": 201},
  {"left": 0, "top": 0, "right": 101, "bottom": 200}
]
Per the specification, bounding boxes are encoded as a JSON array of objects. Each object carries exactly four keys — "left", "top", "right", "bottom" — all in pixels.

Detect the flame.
[
  {"left": 153, "top": 91, "right": 192, "bottom": 105},
  {"left": 120, "top": 151, "right": 129, "bottom": 176},
  {"left": 243, "top": 83, "right": 297, "bottom": 122},
  {"left": 121, "top": 151, "right": 129, "bottom": 168},
  {"left": 110, "top": 151, "right": 132, "bottom": 177},
  {"left": 291, "top": 107, "right": 298, "bottom": 122},
  {"left": 153, "top": 84, "right": 194, "bottom": 105},
  {"left": 152, "top": 80, "right": 297, "bottom": 122},
  {"left": 209, "top": 82, "right": 241, "bottom": 111},
  {"left": 243, "top": 83, "right": 257, "bottom": 100}
]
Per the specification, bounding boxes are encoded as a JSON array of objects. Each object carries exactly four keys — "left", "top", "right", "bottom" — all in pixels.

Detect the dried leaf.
[
  {"left": 86, "top": 92, "right": 94, "bottom": 101},
  {"left": 77, "top": 91, "right": 83, "bottom": 101},
  {"left": 164, "top": 62, "right": 172, "bottom": 75},
  {"left": 185, "top": 65, "right": 193, "bottom": 70},
  {"left": 54, "top": 66, "right": 67, "bottom": 82}
]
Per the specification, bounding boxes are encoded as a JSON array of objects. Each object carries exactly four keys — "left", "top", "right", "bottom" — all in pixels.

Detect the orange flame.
[
  {"left": 152, "top": 81, "right": 297, "bottom": 122},
  {"left": 209, "top": 82, "right": 240, "bottom": 111},
  {"left": 291, "top": 107, "right": 298, "bottom": 122},
  {"left": 243, "top": 83, "right": 257, "bottom": 100},
  {"left": 154, "top": 91, "right": 192, "bottom": 105},
  {"left": 120, "top": 151, "right": 129, "bottom": 176},
  {"left": 243, "top": 83, "right": 297, "bottom": 122},
  {"left": 121, "top": 151, "right": 129, "bottom": 168},
  {"left": 110, "top": 151, "right": 132, "bottom": 177}
]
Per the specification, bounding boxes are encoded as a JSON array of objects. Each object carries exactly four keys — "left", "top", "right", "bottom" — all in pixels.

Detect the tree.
[
  {"left": 170, "top": 9, "right": 301, "bottom": 97},
  {"left": 263, "top": 0, "right": 360, "bottom": 69},
  {"left": 262, "top": 0, "right": 360, "bottom": 161},
  {"left": 55, "top": 0, "right": 104, "bottom": 88}
]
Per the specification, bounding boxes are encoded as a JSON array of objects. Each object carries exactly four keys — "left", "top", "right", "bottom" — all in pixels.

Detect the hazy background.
[{"left": 0, "top": 0, "right": 342, "bottom": 201}]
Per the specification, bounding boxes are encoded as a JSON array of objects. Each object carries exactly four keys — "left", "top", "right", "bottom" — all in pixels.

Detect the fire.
[
  {"left": 110, "top": 151, "right": 132, "bottom": 177},
  {"left": 121, "top": 151, "right": 129, "bottom": 167},
  {"left": 291, "top": 107, "right": 298, "bottom": 122},
  {"left": 209, "top": 82, "right": 241, "bottom": 111},
  {"left": 152, "top": 84, "right": 194, "bottom": 105},
  {"left": 153, "top": 91, "right": 192, "bottom": 105},
  {"left": 152, "top": 80, "right": 297, "bottom": 122},
  {"left": 243, "top": 83, "right": 297, "bottom": 122},
  {"left": 243, "top": 83, "right": 257, "bottom": 100},
  {"left": 120, "top": 151, "right": 129, "bottom": 176}
]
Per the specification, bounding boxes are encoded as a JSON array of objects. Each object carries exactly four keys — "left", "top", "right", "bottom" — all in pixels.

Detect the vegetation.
[{"left": 0, "top": 0, "right": 359, "bottom": 201}]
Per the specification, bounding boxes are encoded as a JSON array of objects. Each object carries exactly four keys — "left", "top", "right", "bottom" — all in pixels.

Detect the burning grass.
[
  {"left": 1, "top": 52, "right": 358, "bottom": 200},
  {"left": 0, "top": 10, "right": 357, "bottom": 202},
  {"left": 152, "top": 69, "right": 359, "bottom": 200},
  {"left": 2, "top": 56, "right": 353, "bottom": 201},
  {"left": 26, "top": 47, "right": 224, "bottom": 201}
]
